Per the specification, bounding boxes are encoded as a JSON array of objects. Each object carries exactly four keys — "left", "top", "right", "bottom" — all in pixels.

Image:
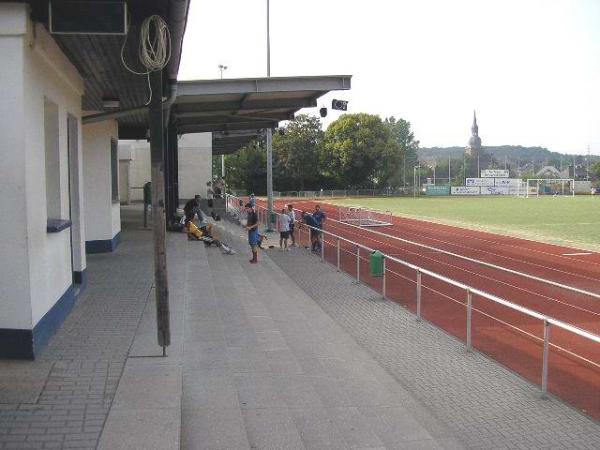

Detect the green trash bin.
[{"left": 370, "top": 251, "right": 384, "bottom": 277}]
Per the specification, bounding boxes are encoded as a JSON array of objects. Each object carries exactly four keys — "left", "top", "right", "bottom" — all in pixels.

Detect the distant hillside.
[{"left": 419, "top": 146, "right": 598, "bottom": 165}]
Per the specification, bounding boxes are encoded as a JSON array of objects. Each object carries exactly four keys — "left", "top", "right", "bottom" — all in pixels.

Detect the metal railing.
[{"left": 224, "top": 194, "right": 600, "bottom": 398}]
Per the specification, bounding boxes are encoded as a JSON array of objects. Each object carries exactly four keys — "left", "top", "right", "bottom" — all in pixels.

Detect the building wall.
[
  {"left": 178, "top": 133, "right": 212, "bottom": 200},
  {"left": 0, "top": 5, "right": 31, "bottom": 330},
  {"left": 0, "top": 3, "right": 85, "bottom": 355},
  {"left": 118, "top": 133, "right": 212, "bottom": 204},
  {"left": 118, "top": 140, "right": 151, "bottom": 202},
  {"left": 83, "top": 121, "right": 121, "bottom": 247}
]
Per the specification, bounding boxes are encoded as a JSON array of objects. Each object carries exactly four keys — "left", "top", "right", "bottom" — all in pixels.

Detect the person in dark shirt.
[
  {"left": 245, "top": 203, "right": 260, "bottom": 264},
  {"left": 183, "top": 195, "right": 201, "bottom": 224},
  {"left": 302, "top": 211, "right": 320, "bottom": 252},
  {"left": 311, "top": 204, "right": 326, "bottom": 251}
]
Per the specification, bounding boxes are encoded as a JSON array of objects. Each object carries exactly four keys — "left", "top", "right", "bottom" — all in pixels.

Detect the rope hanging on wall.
[{"left": 121, "top": 15, "right": 171, "bottom": 104}]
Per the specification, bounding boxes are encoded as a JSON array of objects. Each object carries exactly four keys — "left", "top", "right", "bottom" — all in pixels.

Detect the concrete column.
[{"left": 82, "top": 120, "right": 122, "bottom": 253}]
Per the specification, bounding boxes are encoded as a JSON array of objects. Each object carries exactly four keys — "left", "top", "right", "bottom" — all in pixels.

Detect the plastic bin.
[{"left": 370, "top": 251, "right": 384, "bottom": 277}]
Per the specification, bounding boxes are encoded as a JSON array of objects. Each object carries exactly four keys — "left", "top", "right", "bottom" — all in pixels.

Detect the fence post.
[
  {"left": 382, "top": 257, "right": 386, "bottom": 299},
  {"left": 336, "top": 239, "right": 340, "bottom": 271},
  {"left": 416, "top": 269, "right": 422, "bottom": 321},
  {"left": 466, "top": 289, "right": 472, "bottom": 352},
  {"left": 356, "top": 246, "right": 360, "bottom": 282},
  {"left": 321, "top": 234, "right": 325, "bottom": 263},
  {"left": 542, "top": 319, "right": 551, "bottom": 397}
]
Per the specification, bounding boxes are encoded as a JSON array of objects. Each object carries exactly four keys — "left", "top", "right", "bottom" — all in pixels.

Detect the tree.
[
  {"left": 322, "top": 113, "right": 395, "bottom": 189},
  {"left": 224, "top": 140, "right": 267, "bottom": 194},
  {"left": 384, "top": 117, "right": 419, "bottom": 187},
  {"left": 272, "top": 115, "right": 324, "bottom": 191},
  {"left": 591, "top": 161, "right": 600, "bottom": 184}
]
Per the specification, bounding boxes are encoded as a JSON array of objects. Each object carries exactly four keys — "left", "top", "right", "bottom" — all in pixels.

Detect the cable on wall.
[{"left": 120, "top": 15, "right": 172, "bottom": 105}]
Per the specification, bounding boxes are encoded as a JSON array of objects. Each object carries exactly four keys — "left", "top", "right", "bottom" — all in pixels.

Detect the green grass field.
[{"left": 327, "top": 196, "right": 600, "bottom": 251}]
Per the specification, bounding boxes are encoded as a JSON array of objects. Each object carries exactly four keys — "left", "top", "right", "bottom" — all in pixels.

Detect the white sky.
[{"left": 178, "top": 0, "right": 600, "bottom": 154}]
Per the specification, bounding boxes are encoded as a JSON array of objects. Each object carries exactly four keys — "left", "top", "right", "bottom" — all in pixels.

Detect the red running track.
[{"left": 265, "top": 199, "right": 600, "bottom": 420}]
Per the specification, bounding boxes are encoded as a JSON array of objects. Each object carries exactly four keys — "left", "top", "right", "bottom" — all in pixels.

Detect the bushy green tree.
[
  {"left": 383, "top": 117, "right": 419, "bottom": 187},
  {"left": 273, "top": 115, "right": 324, "bottom": 191},
  {"left": 322, "top": 113, "right": 395, "bottom": 188},
  {"left": 224, "top": 140, "right": 267, "bottom": 194}
]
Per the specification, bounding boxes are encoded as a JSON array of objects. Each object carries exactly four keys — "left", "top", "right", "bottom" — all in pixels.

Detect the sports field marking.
[
  {"left": 320, "top": 215, "right": 600, "bottom": 301},
  {"left": 562, "top": 252, "right": 593, "bottom": 256}
]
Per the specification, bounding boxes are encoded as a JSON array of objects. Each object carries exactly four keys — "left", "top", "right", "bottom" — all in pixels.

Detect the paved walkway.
[{"left": 1, "top": 205, "right": 599, "bottom": 449}]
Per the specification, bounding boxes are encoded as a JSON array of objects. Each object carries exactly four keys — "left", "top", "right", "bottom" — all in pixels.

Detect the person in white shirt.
[
  {"left": 286, "top": 204, "right": 297, "bottom": 247},
  {"left": 278, "top": 207, "right": 291, "bottom": 251}
]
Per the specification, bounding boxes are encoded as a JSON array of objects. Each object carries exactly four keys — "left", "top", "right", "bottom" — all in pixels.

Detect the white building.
[
  {"left": 0, "top": 0, "right": 190, "bottom": 359},
  {"left": 118, "top": 133, "right": 213, "bottom": 204}
]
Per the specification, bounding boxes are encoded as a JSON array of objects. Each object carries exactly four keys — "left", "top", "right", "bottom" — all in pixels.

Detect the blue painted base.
[
  {"left": 0, "top": 284, "right": 78, "bottom": 360},
  {"left": 85, "top": 231, "right": 121, "bottom": 254}
]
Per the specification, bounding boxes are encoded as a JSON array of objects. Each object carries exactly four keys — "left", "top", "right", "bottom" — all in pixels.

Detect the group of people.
[
  {"left": 244, "top": 199, "right": 326, "bottom": 264},
  {"left": 183, "top": 195, "right": 234, "bottom": 254}
]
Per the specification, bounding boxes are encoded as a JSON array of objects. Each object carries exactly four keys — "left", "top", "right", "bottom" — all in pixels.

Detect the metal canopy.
[
  {"left": 21, "top": 0, "right": 190, "bottom": 112},
  {"left": 172, "top": 75, "right": 352, "bottom": 146},
  {"left": 212, "top": 131, "right": 261, "bottom": 156}
]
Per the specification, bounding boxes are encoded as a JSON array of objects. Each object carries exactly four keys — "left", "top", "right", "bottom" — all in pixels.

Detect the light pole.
[
  {"left": 218, "top": 64, "right": 228, "bottom": 79},
  {"left": 413, "top": 164, "right": 421, "bottom": 197},
  {"left": 265, "top": 0, "right": 274, "bottom": 230}
]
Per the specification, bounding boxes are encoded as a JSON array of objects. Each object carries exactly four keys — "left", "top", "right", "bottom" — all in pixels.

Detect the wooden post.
[{"left": 149, "top": 70, "right": 170, "bottom": 353}]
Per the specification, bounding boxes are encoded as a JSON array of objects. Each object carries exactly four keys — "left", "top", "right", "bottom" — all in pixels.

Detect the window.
[
  {"left": 111, "top": 138, "right": 119, "bottom": 202},
  {"left": 44, "top": 99, "right": 61, "bottom": 219}
]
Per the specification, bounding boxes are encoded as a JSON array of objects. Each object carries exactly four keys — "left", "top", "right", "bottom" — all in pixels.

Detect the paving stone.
[{"left": 263, "top": 222, "right": 600, "bottom": 450}]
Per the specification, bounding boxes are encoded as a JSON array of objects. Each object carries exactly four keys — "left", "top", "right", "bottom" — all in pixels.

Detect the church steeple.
[
  {"left": 466, "top": 110, "right": 482, "bottom": 156},
  {"left": 471, "top": 110, "right": 479, "bottom": 137}
]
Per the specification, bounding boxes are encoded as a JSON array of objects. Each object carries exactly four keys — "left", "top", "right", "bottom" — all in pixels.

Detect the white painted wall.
[
  {"left": 0, "top": 4, "right": 85, "bottom": 328},
  {"left": 118, "top": 140, "right": 151, "bottom": 202},
  {"left": 83, "top": 120, "right": 121, "bottom": 242},
  {"left": 118, "top": 133, "right": 212, "bottom": 203},
  {"left": 178, "top": 133, "right": 212, "bottom": 200}
]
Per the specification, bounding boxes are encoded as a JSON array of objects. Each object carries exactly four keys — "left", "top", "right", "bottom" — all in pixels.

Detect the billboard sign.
[
  {"left": 466, "top": 177, "right": 495, "bottom": 187},
  {"left": 481, "top": 169, "right": 509, "bottom": 178},
  {"left": 494, "top": 178, "right": 522, "bottom": 187},
  {"left": 480, "top": 186, "right": 510, "bottom": 195},
  {"left": 451, "top": 186, "right": 480, "bottom": 195},
  {"left": 425, "top": 185, "right": 450, "bottom": 196}
]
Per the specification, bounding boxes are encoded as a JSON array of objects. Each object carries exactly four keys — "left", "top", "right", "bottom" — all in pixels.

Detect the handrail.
[
  {"left": 224, "top": 194, "right": 600, "bottom": 346},
  {"left": 324, "top": 216, "right": 600, "bottom": 301}
]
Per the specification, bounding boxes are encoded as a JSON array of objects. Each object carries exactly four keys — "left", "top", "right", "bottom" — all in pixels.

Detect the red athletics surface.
[{"left": 259, "top": 198, "right": 600, "bottom": 420}]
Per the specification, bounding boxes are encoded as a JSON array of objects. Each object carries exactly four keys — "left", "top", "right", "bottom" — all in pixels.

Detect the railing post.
[
  {"left": 466, "top": 289, "right": 472, "bottom": 352},
  {"left": 416, "top": 269, "right": 422, "bottom": 321},
  {"left": 321, "top": 233, "right": 325, "bottom": 263},
  {"left": 356, "top": 246, "right": 360, "bottom": 283},
  {"left": 336, "top": 239, "right": 340, "bottom": 271},
  {"left": 542, "top": 319, "right": 551, "bottom": 397},
  {"left": 382, "top": 257, "right": 386, "bottom": 299}
]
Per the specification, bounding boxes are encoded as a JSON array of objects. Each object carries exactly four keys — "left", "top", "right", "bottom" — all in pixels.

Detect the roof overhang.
[
  {"left": 212, "top": 131, "right": 262, "bottom": 156},
  {"left": 171, "top": 75, "right": 351, "bottom": 138}
]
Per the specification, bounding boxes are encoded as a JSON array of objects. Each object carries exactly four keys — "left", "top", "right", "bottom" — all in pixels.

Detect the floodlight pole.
[{"left": 265, "top": 0, "right": 275, "bottom": 231}]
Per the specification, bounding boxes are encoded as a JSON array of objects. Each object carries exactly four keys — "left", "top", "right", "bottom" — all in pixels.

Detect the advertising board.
[
  {"left": 466, "top": 178, "right": 495, "bottom": 187},
  {"left": 480, "top": 186, "right": 510, "bottom": 195},
  {"left": 494, "top": 178, "right": 522, "bottom": 187},
  {"left": 481, "top": 169, "right": 509, "bottom": 178},
  {"left": 451, "top": 186, "right": 480, "bottom": 195},
  {"left": 425, "top": 185, "right": 450, "bottom": 196}
]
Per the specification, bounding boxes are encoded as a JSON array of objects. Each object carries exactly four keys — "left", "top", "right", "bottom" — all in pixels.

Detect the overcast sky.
[{"left": 179, "top": 0, "right": 600, "bottom": 155}]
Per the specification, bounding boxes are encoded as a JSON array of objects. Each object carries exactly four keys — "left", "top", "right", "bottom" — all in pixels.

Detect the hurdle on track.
[{"left": 338, "top": 206, "right": 393, "bottom": 227}]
